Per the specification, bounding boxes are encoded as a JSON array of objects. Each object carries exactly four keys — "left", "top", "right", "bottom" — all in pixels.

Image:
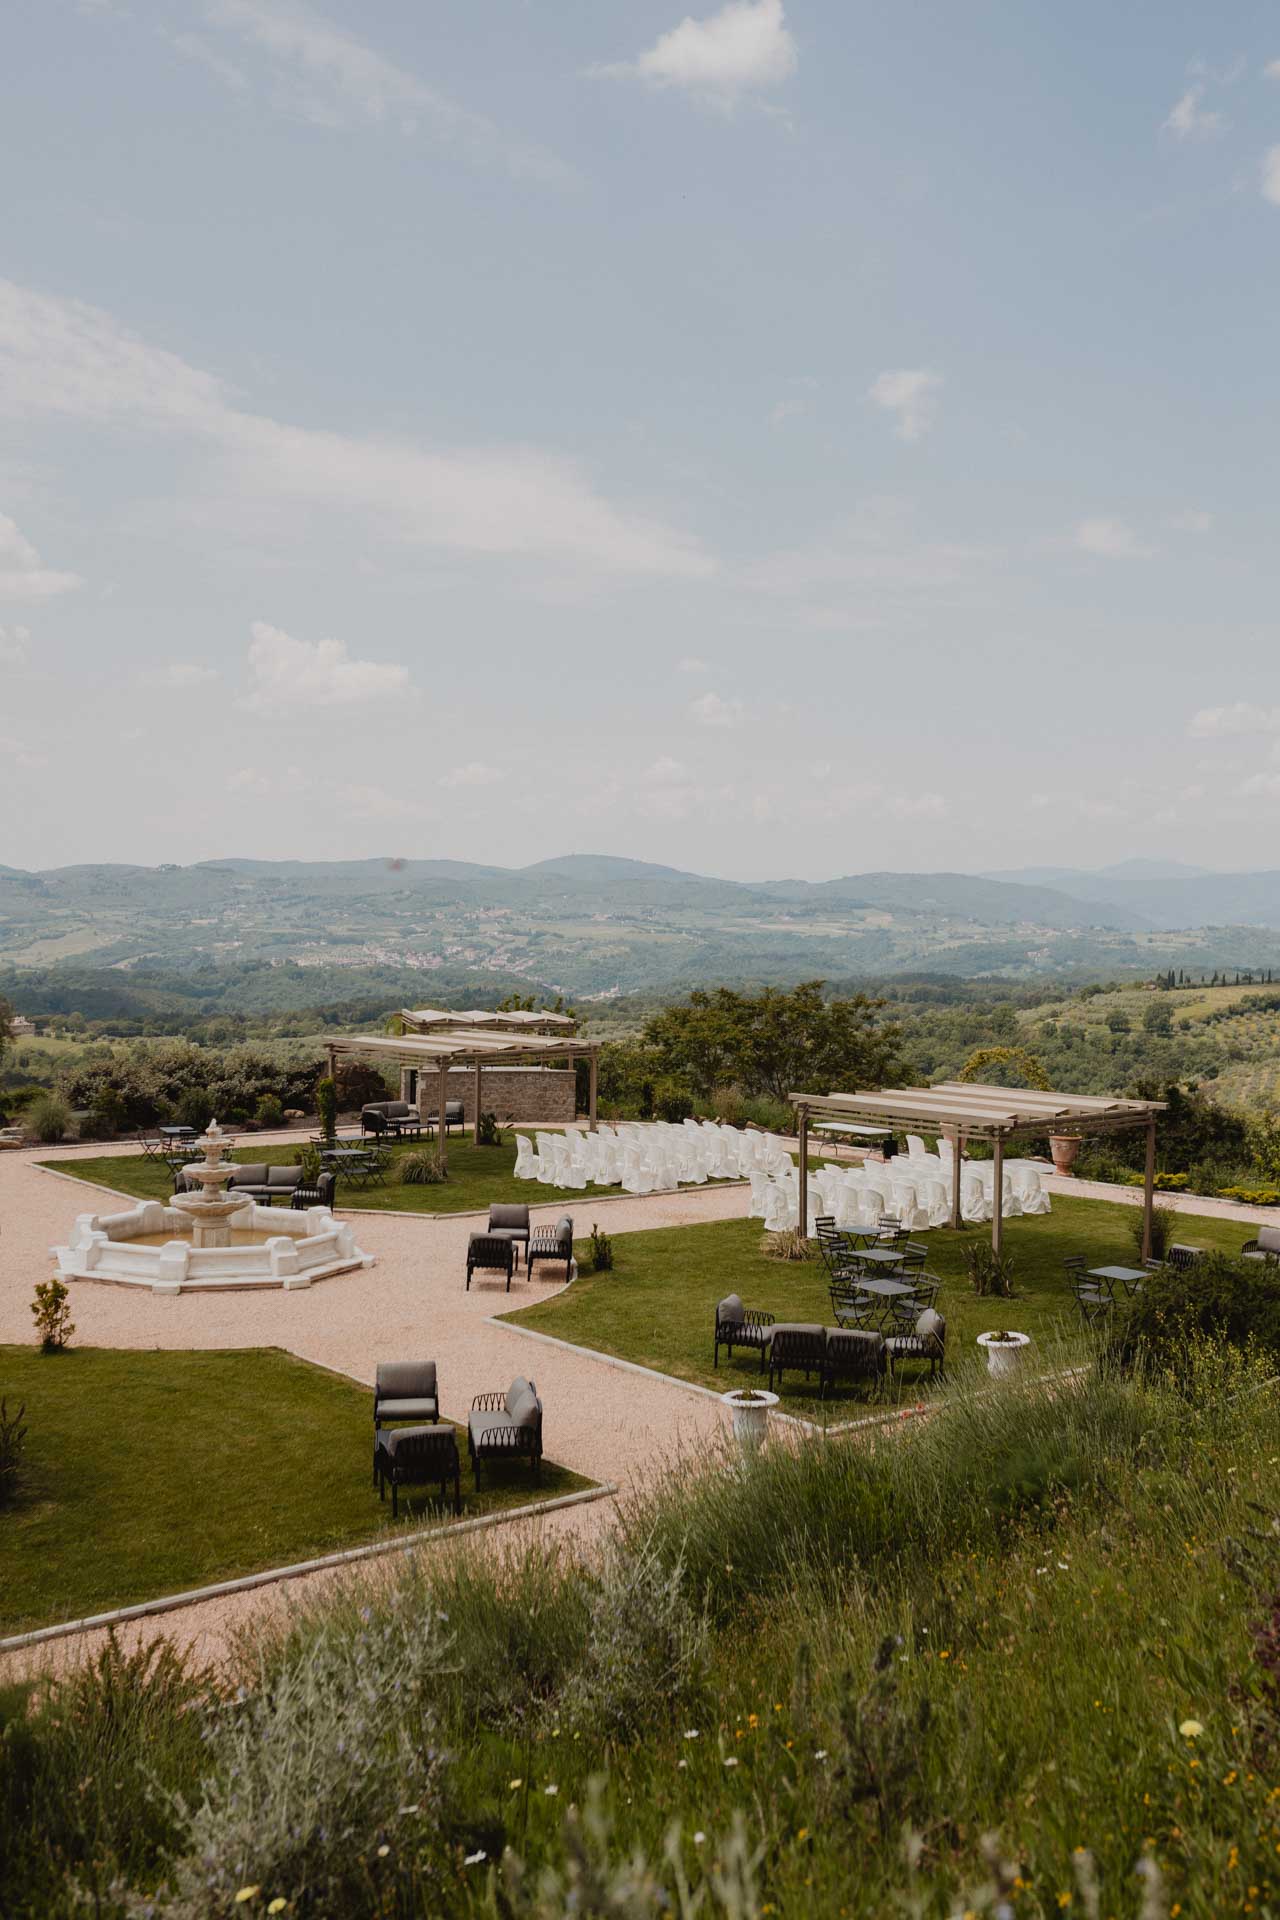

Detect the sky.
[{"left": 3, "top": 0, "right": 1280, "bottom": 880}]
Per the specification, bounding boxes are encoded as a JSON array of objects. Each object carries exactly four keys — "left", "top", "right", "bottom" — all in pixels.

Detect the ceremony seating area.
[{"left": 514, "top": 1119, "right": 794, "bottom": 1192}]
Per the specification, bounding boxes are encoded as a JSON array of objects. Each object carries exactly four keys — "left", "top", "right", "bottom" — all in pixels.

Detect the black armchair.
[
  {"left": 714, "top": 1293, "right": 775, "bottom": 1368},
  {"left": 528, "top": 1216, "right": 574, "bottom": 1283},
  {"left": 466, "top": 1234, "right": 516, "bottom": 1292}
]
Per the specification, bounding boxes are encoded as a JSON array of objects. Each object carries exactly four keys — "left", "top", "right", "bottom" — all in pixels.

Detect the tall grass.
[{"left": 2, "top": 1350, "right": 1278, "bottom": 1916}]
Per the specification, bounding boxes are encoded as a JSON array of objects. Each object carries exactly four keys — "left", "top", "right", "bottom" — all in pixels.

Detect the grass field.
[
  {"left": 0, "top": 1346, "right": 591, "bottom": 1634},
  {"left": 507, "top": 1193, "right": 1253, "bottom": 1416},
  {"left": 41, "top": 1129, "right": 613, "bottom": 1216}
]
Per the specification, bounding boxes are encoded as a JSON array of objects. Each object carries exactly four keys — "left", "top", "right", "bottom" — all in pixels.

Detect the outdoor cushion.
[
  {"left": 376, "top": 1361, "right": 438, "bottom": 1403},
  {"left": 380, "top": 1422, "right": 453, "bottom": 1462},
  {"left": 766, "top": 1321, "right": 824, "bottom": 1344},
  {"left": 232, "top": 1164, "right": 268, "bottom": 1188},
  {"left": 469, "top": 1407, "right": 530, "bottom": 1445},
  {"left": 503, "top": 1377, "right": 537, "bottom": 1420},
  {"left": 377, "top": 1397, "right": 440, "bottom": 1421},
  {"left": 718, "top": 1292, "right": 745, "bottom": 1325},
  {"left": 489, "top": 1204, "right": 530, "bottom": 1232},
  {"left": 266, "top": 1165, "right": 303, "bottom": 1188},
  {"left": 915, "top": 1307, "right": 946, "bottom": 1352}
]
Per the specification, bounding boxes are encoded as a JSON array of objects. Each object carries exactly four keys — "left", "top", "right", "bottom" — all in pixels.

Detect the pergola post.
[
  {"left": 588, "top": 1050, "right": 598, "bottom": 1133},
  {"left": 991, "top": 1132, "right": 1004, "bottom": 1256},
  {"left": 950, "top": 1127, "right": 963, "bottom": 1230},
  {"left": 437, "top": 1060, "right": 449, "bottom": 1173},
  {"left": 473, "top": 1059, "right": 483, "bottom": 1146},
  {"left": 797, "top": 1103, "right": 810, "bottom": 1239},
  {"left": 1141, "top": 1111, "right": 1156, "bottom": 1263}
]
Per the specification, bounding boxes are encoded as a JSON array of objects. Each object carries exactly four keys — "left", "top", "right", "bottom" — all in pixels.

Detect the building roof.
[
  {"left": 788, "top": 1081, "right": 1163, "bottom": 1141},
  {"left": 400, "top": 1007, "right": 577, "bottom": 1035},
  {"left": 328, "top": 1028, "right": 592, "bottom": 1069}
]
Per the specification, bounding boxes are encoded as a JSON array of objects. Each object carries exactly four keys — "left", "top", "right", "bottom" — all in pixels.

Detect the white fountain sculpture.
[
  {"left": 168, "top": 1119, "right": 248, "bottom": 1248},
  {"left": 53, "top": 1119, "right": 373, "bottom": 1295}
]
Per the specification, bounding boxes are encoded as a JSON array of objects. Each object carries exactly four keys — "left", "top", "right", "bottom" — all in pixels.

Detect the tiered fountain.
[{"left": 53, "top": 1119, "right": 372, "bottom": 1294}]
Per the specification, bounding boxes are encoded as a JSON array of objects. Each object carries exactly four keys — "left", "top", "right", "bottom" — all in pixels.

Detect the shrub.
[
  {"left": 88, "top": 1084, "right": 128, "bottom": 1140},
  {"left": 31, "top": 1276, "right": 74, "bottom": 1352},
  {"left": 1107, "top": 1252, "right": 1280, "bottom": 1376},
  {"left": 1219, "top": 1185, "right": 1280, "bottom": 1207},
  {"left": 400, "top": 1149, "right": 446, "bottom": 1186},
  {"left": 653, "top": 1078, "right": 694, "bottom": 1123},
  {"left": 586, "top": 1223, "right": 614, "bottom": 1273},
  {"left": 175, "top": 1086, "right": 212, "bottom": 1132},
  {"left": 761, "top": 1226, "right": 813, "bottom": 1262},
  {"left": 315, "top": 1074, "right": 337, "bottom": 1142},
  {"left": 559, "top": 1541, "right": 708, "bottom": 1741},
  {"left": 0, "top": 1397, "right": 26, "bottom": 1504},
  {"left": 254, "top": 1093, "right": 284, "bottom": 1129},
  {"left": 294, "top": 1142, "right": 322, "bottom": 1183},
  {"left": 963, "top": 1244, "right": 1017, "bottom": 1298},
  {"left": 334, "top": 1060, "right": 394, "bottom": 1110},
  {"left": 25, "top": 1091, "right": 69, "bottom": 1144},
  {"left": 1127, "top": 1200, "right": 1176, "bottom": 1262},
  {"left": 476, "top": 1109, "right": 501, "bottom": 1147}
]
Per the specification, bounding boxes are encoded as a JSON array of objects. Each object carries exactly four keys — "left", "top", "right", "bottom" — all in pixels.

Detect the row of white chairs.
[
  {"left": 513, "top": 1120, "right": 795, "bottom": 1193},
  {"left": 749, "top": 1155, "right": 1052, "bottom": 1234}
]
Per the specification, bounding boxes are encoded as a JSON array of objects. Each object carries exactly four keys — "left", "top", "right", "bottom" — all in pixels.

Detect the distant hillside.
[
  {"left": 984, "top": 864, "right": 1280, "bottom": 929},
  {"left": 4, "top": 853, "right": 1280, "bottom": 1006}
]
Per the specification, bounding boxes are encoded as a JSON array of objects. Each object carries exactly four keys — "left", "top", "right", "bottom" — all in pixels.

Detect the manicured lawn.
[
  {"left": 0, "top": 1346, "right": 592, "bottom": 1634},
  {"left": 42, "top": 1129, "right": 611, "bottom": 1216},
  {"left": 504, "top": 1193, "right": 1253, "bottom": 1416}
]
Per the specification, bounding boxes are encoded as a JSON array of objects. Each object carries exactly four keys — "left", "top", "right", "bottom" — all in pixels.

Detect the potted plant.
[
  {"left": 720, "top": 1386, "right": 778, "bottom": 1451},
  {"left": 976, "top": 1329, "right": 1032, "bottom": 1378},
  {"left": 1049, "top": 1133, "right": 1082, "bottom": 1177}
]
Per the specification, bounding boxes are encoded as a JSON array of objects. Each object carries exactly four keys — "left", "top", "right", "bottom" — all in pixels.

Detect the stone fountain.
[
  {"left": 168, "top": 1119, "right": 248, "bottom": 1247},
  {"left": 52, "top": 1118, "right": 373, "bottom": 1295}
]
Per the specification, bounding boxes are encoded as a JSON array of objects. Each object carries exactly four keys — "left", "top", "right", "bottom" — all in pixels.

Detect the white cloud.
[
  {"left": 164, "top": 30, "right": 248, "bottom": 91},
  {"left": 1266, "top": 59, "right": 1280, "bottom": 79},
  {"left": 208, "top": 0, "right": 570, "bottom": 180},
  {"left": 0, "top": 513, "right": 81, "bottom": 601},
  {"left": 1236, "top": 770, "right": 1280, "bottom": 799},
  {"left": 641, "top": 755, "right": 690, "bottom": 784},
  {"left": 676, "top": 655, "right": 709, "bottom": 674},
  {"left": 1073, "top": 517, "right": 1153, "bottom": 559},
  {"left": 1262, "top": 146, "right": 1280, "bottom": 206},
  {"left": 598, "top": 0, "right": 797, "bottom": 110},
  {"left": 1162, "top": 85, "right": 1224, "bottom": 139},
  {"left": 243, "top": 620, "right": 411, "bottom": 709},
  {"left": 868, "top": 369, "right": 942, "bottom": 444},
  {"left": 439, "top": 761, "right": 506, "bottom": 789},
  {"left": 0, "top": 281, "right": 712, "bottom": 581},
  {"left": 689, "top": 691, "right": 743, "bottom": 729},
  {"left": 1169, "top": 508, "right": 1212, "bottom": 533},
  {"left": 0, "top": 623, "right": 30, "bottom": 664},
  {"left": 156, "top": 661, "right": 219, "bottom": 688},
  {"left": 337, "top": 782, "right": 425, "bottom": 820},
  {"left": 226, "top": 764, "right": 308, "bottom": 794},
  {"left": 1188, "top": 702, "right": 1280, "bottom": 739}
]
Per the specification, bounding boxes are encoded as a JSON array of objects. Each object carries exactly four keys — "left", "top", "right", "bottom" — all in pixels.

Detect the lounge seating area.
[
  {"left": 715, "top": 1282, "right": 946, "bottom": 1404},
  {"left": 372, "top": 1361, "right": 544, "bottom": 1511},
  {"left": 1241, "top": 1225, "right": 1280, "bottom": 1264},
  {"left": 173, "top": 1161, "right": 336, "bottom": 1209},
  {"left": 360, "top": 1100, "right": 423, "bottom": 1139}
]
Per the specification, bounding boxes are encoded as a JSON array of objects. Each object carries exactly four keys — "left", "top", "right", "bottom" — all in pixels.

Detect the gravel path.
[{"left": 0, "top": 1141, "right": 750, "bottom": 1678}]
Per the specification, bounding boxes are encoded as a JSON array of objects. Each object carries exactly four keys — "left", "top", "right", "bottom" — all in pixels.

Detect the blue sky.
[{"left": 3, "top": 0, "right": 1280, "bottom": 877}]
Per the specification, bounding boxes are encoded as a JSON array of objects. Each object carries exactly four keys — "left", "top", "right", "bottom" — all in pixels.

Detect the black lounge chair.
[
  {"left": 528, "top": 1216, "right": 574, "bottom": 1283},
  {"left": 767, "top": 1322, "right": 826, "bottom": 1392},
  {"left": 466, "top": 1233, "right": 516, "bottom": 1292},
  {"left": 885, "top": 1306, "right": 947, "bottom": 1381},
  {"left": 488, "top": 1203, "right": 531, "bottom": 1269},
  {"left": 468, "top": 1376, "right": 542, "bottom": 1484},
  {"left": 372, "top": 1361, "right": 441, "bottom": 1485},
  {"left": 1241, "top": 1225, "right": 1280, "bottom": 1264},
  {"left": 821, "top": 1327, "right": 887, "bottom": 1399},
  {"left": 714, "top": 1293, "right": 775, "bottom": 1368},
  {"left": 375, "top": 1424, "right": 461, "bottom": 1517}
]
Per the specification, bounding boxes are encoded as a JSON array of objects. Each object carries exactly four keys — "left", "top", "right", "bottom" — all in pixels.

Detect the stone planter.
[
  {"left": 1049, "top": 1133, "right": 1082, "bottom": 1177},
  {"left": 977, "top": 1331, "right": 1032, "bottom": 1379},
  {"left": 721, "top": 1388, "right": 778, "bottom": 1451}
]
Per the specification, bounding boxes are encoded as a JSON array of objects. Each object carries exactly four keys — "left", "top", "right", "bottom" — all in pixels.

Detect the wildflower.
[
  {"left": 683, "top": 1729, "right": 700, "bottom": 1740},
  {"left": 694, "top": 1831, "right": 706, "bottom": 1846},
  {"left": 234, "top": 1893, "right": 260, "bottom": 1907},
  {"left": 377, "top": 1845, "right": 390, "bottom": 1858},
  {"left": 797, "top": 1828, "right": 809, "bottom": 1842},
  {"left": 813, "top": 1749, "right": 828, "bottom": 1761},
  {"left": 1057, "top": 1561, "right": 1069, "bottom": 1571},
  {"left": 398, "top": 1804, "right": 420, "bottom": 1815},
  {"left": 267, "top": 1904, "right": 287, "bottom": 1916},
  {"left": 677, "top": 1759, "right": 688, "bottom": 1770},
  {"left": 544, "top": 1785, "right": 559, "bottom": 1796},
  {"left": 509, "top": 1777, "right": 523, "bottom": 1789},
  {"left": 1179, "top": 1720, "right": 1204, "bottom": 1739},
  {"left": 464, "top": 1850, "right": 487, "bottom": 1867},
  {"left": 1057, "top": 1897, "right": 1071, "bottom": 1910},
  {"left": 747, "top": 1713, "right": 758, "bottom": 1728},
  {"left": 724, "top": 1757, "right": 739, "bottom": 1769}
]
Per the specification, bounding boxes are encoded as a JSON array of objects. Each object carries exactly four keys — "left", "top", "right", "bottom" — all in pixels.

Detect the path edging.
[{"left": 0, "top": 1481, "right": 617, "bottom": 1656}]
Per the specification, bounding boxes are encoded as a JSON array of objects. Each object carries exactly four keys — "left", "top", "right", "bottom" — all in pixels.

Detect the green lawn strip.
[
  {"left": 502, "top": 1194, "right": 1253, "bottom": 1417},
  {"left": 0, "top": 1346, "right": 592, "bottom": 1635},
  {"left": 39, "top": 1130, "right": 609, "bottom": 1216}
]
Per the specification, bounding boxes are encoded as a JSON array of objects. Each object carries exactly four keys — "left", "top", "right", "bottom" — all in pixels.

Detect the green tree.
[
  {"left": 643, "top": 982, "right": 900, "bottom": 1104},
  {"left": 0, "top": 995, "right": 12, "bottom": 1076},
  {"left": 955, "top": 1045, "right": 1051, "bottom": 1090}
]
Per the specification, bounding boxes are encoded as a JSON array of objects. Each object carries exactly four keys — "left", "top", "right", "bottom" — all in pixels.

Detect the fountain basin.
[{"left": 53, "top": 1198, "right": 373, "bottom": 1293}]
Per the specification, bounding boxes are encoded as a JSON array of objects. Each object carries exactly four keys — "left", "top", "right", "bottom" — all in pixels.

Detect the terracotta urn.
[{"left": 1049, "top": 1133, "right": 1082, "bottom": 1177}]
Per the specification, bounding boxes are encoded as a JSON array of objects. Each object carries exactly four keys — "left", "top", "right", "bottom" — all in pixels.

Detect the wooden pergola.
[
  {"left": 324, "top": 1027, "right": 599, "bottom": 1168},
  {"left": 789, "top": 1082, "right": 1167, "bottom": 1259}
]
